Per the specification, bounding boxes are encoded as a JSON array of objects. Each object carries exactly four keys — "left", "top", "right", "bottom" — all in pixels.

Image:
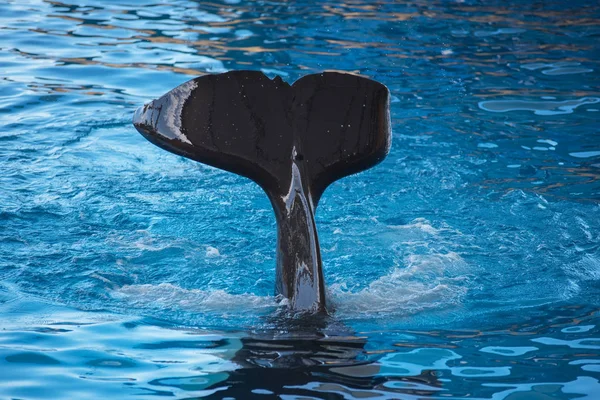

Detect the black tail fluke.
[{"left": 133, "top": 71, "right": 391, "bottom": 312}]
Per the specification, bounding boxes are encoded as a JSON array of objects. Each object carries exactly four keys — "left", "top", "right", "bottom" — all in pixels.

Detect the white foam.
[
  {"left": 206, "top": 246, "right": 221, "bottom": 257},
  {"left": 563, "top": 255, "right": 600, "bottom": 281},
  {"left": 330, "top": 252, "right": 470, "bottom": 318},
  {"left": 112, "top": 250, "right": 470, "bottom": 320},
  {"left": 112, "top": 283, "right": 276, "bottom": 313},
  {"left": 132, "top": 236, "right": 182, "bottom": 252},
  {"left": 388, "top": 217, "right": 441, "bottom": 235}
]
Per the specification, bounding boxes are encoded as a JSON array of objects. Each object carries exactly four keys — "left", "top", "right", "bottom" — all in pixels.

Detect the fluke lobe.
[{"left": 133, "top": 71, "right": 391, "bottom": 313}]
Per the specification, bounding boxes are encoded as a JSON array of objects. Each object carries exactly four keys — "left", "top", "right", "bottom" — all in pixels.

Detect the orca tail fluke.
[{"left": 133, "top": 71, "right": 391, "bottom": 313}]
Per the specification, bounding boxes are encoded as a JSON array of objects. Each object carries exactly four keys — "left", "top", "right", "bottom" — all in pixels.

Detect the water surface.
[{"left": 1, "top": 0, "right": 599, "bottom": 398}]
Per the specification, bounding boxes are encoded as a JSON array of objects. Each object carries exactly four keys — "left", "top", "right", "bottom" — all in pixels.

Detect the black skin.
[{"left": 133, "top": 70, "right": 391, "bottom": 313}]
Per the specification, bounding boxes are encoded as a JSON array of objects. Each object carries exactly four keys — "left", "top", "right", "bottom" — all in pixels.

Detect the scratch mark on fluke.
[{"left": 133, "top": 71, "right": 391, "bottom": 313}]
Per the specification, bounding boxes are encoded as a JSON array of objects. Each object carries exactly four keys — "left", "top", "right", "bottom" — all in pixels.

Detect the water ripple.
[{"left": 1, "top": 0, "right": 600, "bottom": 398}]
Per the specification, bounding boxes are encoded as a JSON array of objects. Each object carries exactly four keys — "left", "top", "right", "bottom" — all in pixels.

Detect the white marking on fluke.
[{"left": 134, "top": 80, "right": 197, "bottom": 144}]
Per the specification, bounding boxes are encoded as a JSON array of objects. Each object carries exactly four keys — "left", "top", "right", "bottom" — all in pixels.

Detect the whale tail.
[{"left": 133, "top": 71, "right": 391, "bottom": 312}]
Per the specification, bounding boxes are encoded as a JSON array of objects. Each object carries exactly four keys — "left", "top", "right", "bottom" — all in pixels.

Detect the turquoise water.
[{"left": 1, "top": 0, "right": 600, "bottom": 398}]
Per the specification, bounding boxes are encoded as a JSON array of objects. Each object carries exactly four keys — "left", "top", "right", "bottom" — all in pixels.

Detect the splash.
[
  {"left": 112, "top": 283, "right": 277, "bottom": 314},
  {"left": 330, "top": 252, "right": 471, "bottom": 319}
]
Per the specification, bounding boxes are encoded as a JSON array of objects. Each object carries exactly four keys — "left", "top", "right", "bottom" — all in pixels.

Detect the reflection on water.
[
  {"left": 1, "top": 0, "right": 600, "bottom": 398},
  {"left": 0, "top": 301, "right": 599, "bottom": 398},
  {"left": 4, "top": 0, "right": 598, "bottom": 198},
  {"left": 479, "top": 97, "right": 599, "bottom": 115}
]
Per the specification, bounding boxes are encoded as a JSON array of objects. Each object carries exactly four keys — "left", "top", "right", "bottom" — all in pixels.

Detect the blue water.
[{"left": 1, "top": 0, "right": 600, "bottom": 398}]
